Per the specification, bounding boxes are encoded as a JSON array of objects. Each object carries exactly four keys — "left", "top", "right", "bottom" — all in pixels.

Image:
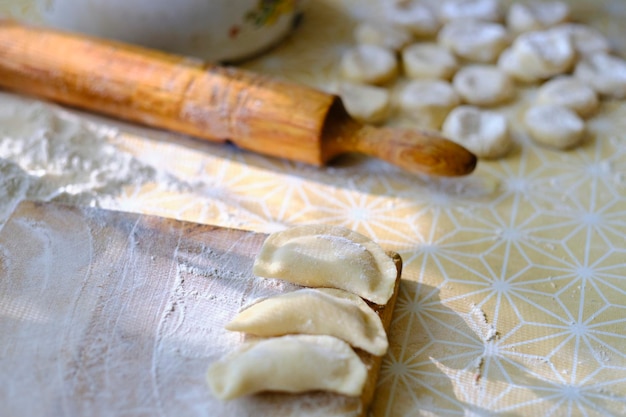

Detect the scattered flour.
[
  {"left": 468, "top": 303, "right": 498, "bottom": 342},
  {"left": 0, "top": 159, "right": 31, "bottom": 225},
  {"left": 466, "top": 303, "right": 498, "bottom": 386},
  {"left": 0, "top": 93, "right": 185, "bottom": 228}
]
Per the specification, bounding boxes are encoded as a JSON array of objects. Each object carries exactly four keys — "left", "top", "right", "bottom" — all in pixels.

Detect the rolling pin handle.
[{"left": 322, "top": 99, "right": 477, "bottom": 177}]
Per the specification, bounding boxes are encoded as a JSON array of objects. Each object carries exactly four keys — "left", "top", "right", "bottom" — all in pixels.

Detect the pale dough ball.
[
  {"left": 338, "top": 82, "right": 391, "bottom": 124},
  {"left": 574, "top": 52, "right": 626, "bottom": 99},
  {"left": 354, "top": 21, "right": 413, "bottom": 51},
  {"left": 340, "top": 44, "right": 398, "bottom": 85},
  {"left": 438, "top": 0, "right": 502, "bottom": 23},
  {"left": 396, "top": 79, "right": 461, "bottom": 129},
  {"left": 401, "top": 43, "right": 459, "bottom": 80},
  {"left": 549, "top": 23, "right": 611, "bottom": 56},
  {"left": 524, "top": 104, "right": 586, "bottom": 149},
  {"left": 497, "top": 48, "right": 531, "bottom": 82},
  {"left": 442, "top": 105, "right": 511, "bottom": 159},
  {"left": 383, "top": 0, "right": 440, "bottom": 37},
  {"left": 506, "top": 1, "right": 570, "bottom": 33},
  {"left": 438, "top": 20, "right": 509, "bottom": 63},
  {"left": 536, "top": 76, "right": 599, "bottom": 118},
  {"left": 452, "top": 65, "right": 515, "bottom": 106},
  {"left": 498, "top": 29, "right": 574, "bottom": 82}
]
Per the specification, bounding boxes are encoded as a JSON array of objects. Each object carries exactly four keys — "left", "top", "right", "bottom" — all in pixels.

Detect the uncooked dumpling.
[
  {"left": 206, "top": 335, "right": 367, "bottom": 399},
  {"left": 253, "top": 225, "right": 397, "bottom": 305},
  {"left": 226, "top": 288, "right": 388, "bottom": 355}
]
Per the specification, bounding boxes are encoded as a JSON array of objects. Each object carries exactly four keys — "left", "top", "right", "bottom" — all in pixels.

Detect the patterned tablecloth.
[{"left": 1, "top": 1, "right": 625, "bottom": 415}]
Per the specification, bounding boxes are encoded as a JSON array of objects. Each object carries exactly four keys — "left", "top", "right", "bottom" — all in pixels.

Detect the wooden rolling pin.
[{"left": 0, "top": 20, "right": 477, "bottom": 176}]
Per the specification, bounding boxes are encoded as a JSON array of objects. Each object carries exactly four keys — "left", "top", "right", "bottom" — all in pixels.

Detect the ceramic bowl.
[{"left": 39, "top": 0, "right": 302, "bottom": 62}]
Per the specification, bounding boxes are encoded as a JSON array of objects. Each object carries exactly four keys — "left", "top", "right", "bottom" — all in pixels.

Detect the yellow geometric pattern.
[{"left": 2, "top": 0, "right": 625, "bottom": 415}]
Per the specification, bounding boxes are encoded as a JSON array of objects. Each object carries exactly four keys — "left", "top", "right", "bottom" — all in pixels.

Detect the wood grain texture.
[
  {"left": 321, "top": 111, "right": 478, "bottom": 177},
  {"left": 0, "top": 20, "right": 334, "bottom": 165},
  {"left": 0, "top": 20, "right": 476, "bottom": 176},
  {"left": 0, "top": 201, "right": 402, "bottom": 417}
]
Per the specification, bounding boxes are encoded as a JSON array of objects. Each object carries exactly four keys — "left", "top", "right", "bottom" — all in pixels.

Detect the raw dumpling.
[
  {"left": 206, "top": 335, "right": 367, "bottom": 399},
  {"left": 253, "top": 225, "right": 397, "bottom": 305},
  {"left": 226, "top": 288, "right": 388, "bottom": 355}
]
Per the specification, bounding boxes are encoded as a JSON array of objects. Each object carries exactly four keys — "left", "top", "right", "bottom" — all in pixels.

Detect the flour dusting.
[
  {"left": 0, "top": 93, "right": 185, "bottom": 228},
  {"left": 468, "top": 303, "right": 498, "bottom": 342},
  {"left": 0, "top": 159, "right": 31, "bottom": 225},
  {"left": 466, "top": 304, "right": 499, "bottom": 386}
]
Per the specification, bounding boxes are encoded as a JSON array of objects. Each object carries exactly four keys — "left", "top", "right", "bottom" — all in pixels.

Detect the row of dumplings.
[
  {"left": 335, "top": 0, "right": 626, "bottom": 158},
  {"left": 206, "top": 225, "right": 398, "bottom": 400}
]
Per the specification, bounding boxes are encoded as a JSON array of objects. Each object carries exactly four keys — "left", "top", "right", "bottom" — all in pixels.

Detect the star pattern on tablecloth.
[{"left": 373, "top": 127, "right": 626, "bottom": 415}]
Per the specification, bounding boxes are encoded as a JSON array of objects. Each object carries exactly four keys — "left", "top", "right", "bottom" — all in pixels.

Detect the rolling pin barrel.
[
  {"left": 0, "top": 20, "right": 333, "bottom": 165},
  {"left": 0, "top": 20, "right": 477, "bottom": 176}
]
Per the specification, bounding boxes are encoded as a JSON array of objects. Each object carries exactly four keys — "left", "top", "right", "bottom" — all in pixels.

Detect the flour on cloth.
[{"left": 0, "top": 93, "right": 182, "bottom": 228}]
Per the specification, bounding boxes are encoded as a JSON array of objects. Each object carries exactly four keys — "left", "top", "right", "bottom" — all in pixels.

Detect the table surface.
[{"left": 1, "top": 1, "right": 625, "bottom": 416}]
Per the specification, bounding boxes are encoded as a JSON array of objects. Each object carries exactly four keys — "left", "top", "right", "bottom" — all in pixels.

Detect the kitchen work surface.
[
  {"left": 1, "top": 0, "right": 626, "bottom": 416},
  {"left": 0, "top": 201, "right": 401, "bottom": 417}
]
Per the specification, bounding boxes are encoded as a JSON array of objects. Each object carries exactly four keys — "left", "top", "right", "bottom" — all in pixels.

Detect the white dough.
[
  {"left": 452, "top": 65, "right": 515, "bottom": 106},
  {"left": 442, "top": 105, "right": 511, "bottom": 159},
  {"left": 253, "top": 225, "right": 397, "bottom": 305},
  {"left": 536, "top": 76, "right": 599, "bottom": 118},
  {"left": 338, "top": 82, "right": 391, "bottom": 124},
  {"left": 438, "top": 0, "right": 502, "bottom": 23},
  {"left": 497, "top": 48, "right": 527, "bottom": 81},
  {"left": 438, "top": 20, "right": 509, "bottom": 63},
  {"left": 226, "top": 288, "right": 388, "bottom": 355},
  {"left": 354, "top": 21, "right": 413, "bottom": 51},
  {"left": 401, "top": 42, "right": 459, "bottom": 80},
  {"left": 340, "top": 44, "right": 398, "bottom": 85},
  {"left": 207, "top": 335, "right": 367, "bottom": 399},
  {"left": 524, "top": 104, "right": 586, "bottom": 149},
  {"left": 506, "top": 1, "right": 570, "bottom": 33},
  {"left": 396, "top": 79, "right": 461, "bottom": 129},
  {"left": 549, "top": 23, "right": 611, "bottom": 56},
  {"left": 498, "top": 29, "right": 574, "bottom": 82},
  {"left": 383, "top": 0, "right": 440, "bottom": 37},
  {"left": 574, "top": 52, "right": 626, "bottom": 99}
]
